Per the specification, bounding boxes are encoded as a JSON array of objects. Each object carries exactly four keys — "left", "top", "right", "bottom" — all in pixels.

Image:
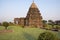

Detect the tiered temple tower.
[{"left": 14, "top": 2, "right": 43, "bottom": 28}]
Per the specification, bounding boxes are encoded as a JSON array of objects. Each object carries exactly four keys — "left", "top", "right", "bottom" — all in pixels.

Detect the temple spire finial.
[{"left": 30, "top": 0, "right": 37, "bottom": 8}]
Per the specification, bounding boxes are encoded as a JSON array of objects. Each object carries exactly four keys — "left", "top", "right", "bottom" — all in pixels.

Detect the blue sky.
[{"left": 0, "top": 0, "right": 60, "bottom": 22}]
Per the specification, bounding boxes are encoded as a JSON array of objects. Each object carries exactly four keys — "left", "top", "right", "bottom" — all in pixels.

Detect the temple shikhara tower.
[{"left": 14, "top": 2, "right": 43, "bottom": 28}]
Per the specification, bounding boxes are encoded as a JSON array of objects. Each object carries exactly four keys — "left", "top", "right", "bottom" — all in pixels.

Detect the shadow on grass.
[
  {"left": 23, "top": 32, "right": 36, "bottom": 40},
  {"left": 58, "top": 31, "right": 60, "bottom": 40}
]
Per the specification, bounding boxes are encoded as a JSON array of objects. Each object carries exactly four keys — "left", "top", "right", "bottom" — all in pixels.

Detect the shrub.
[
  {"left": 2, "top": 22, "right": 9, "bottom": 29},
  {"left": 38, "top": 32, "right": 58, "bottom": 40}
]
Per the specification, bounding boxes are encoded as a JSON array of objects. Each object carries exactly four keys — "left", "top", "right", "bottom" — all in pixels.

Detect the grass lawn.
[{"left": 0, "top": 26, "right": 59, "bottom": 40}]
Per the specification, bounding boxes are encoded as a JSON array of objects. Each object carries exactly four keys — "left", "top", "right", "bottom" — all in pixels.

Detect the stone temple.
[{"left": 14, "top": 2, "right": 43, "bottom": 28}]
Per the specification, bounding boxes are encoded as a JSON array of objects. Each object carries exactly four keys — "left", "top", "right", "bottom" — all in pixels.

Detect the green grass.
[{"left": 0, "top": 26, "right": 59, "bottom": 40}]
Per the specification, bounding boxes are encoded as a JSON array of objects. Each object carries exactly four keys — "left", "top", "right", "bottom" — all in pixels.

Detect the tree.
[
  {"left": 0, "top": 23, "right": 2, "bottom": 26},
  {"left": 9, "top": 22, "right": 14, "bottom": 26},
  {"left": 48, "top": 20, "right": 54, "bottom": 27},
  {"left": 55, "top": 20, "right": 60, "bottom": 25},
  {"left": 42, "top": 20, "right": 47, "bottom": 27},
  {"left": 38, "top": 32, "right": 58, "bottom": 40},
  {"left": 2, "top": 22, "right": 9, "bottom": 29}
]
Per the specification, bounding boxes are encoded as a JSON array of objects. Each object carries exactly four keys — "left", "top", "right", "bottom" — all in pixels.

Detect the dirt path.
[{"left": 0, "top": 30, "right": 13, "bottom": 33}]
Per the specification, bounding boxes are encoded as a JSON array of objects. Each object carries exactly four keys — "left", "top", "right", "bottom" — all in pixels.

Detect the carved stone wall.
[{"left": 14, "top": 2, "right": 43, "bottom": 28}]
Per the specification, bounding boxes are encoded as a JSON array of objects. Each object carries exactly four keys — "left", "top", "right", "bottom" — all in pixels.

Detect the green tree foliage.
[
  {"left": 0, "top": 23, "right": 2, "bottom": 26},
  {"left": 48, "top": 20, "right": 54, "bottom": 27},
  {"left": 9, "top": 22, "right": 14, "bottom": 26},
  {"left": 2, "top": 22, "right": 9, "bottom": 29},
  {"left": 38, "top": 32, "right": 58, "bottom": 40},
  {"left": 55, "top": 20, "right": 60, "bottom": 25},
  {"left": 42, "top": 20, "right": 47, "bottom": 27},
  {"left": 42, "top": 20, "right": 47, "bottom": 24}
]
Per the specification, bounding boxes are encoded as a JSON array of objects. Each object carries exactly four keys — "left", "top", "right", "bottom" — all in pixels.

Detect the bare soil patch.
[{"left": 0, "top": 29, "right": 13, "bottom": 33}]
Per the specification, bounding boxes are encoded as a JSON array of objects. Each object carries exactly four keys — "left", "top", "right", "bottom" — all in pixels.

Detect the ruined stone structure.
[{"left": 14, "top": 2, "right": 43, "bottom": 28}]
